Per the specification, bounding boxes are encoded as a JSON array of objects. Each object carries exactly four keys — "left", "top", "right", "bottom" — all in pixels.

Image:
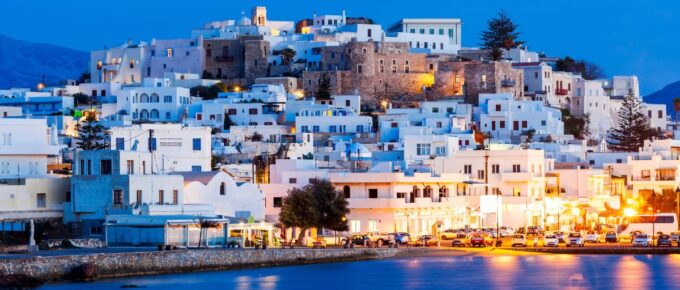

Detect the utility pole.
[{"left": 148, "top": 129, "right": 154, "bottom": 175}]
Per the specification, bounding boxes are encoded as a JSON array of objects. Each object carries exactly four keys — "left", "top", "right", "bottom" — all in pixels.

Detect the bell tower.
[{"left": 251, "top": 6, "right": 267, "bottom": 27}]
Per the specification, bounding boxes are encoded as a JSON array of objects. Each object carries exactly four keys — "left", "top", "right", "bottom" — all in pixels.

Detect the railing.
[
  {"left": 555, "top": 88, "right": 569, "bottom": 95},
  {"left": 501, "top": 79, "right": 516, "bottom": 87},
  {"left": 657, "top": 176, "right": 676, "bottom": 181},
  {"left": 631, "top": 176, "right": 651, "bottom": 181}
]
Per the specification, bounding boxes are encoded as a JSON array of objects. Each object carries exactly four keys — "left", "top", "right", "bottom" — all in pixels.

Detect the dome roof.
[
  {"left": 237, "top": 15, "right": 252, "bottom": 26},
  {"left": 346, "top": 143, "right": 372, "bottom": 160}
]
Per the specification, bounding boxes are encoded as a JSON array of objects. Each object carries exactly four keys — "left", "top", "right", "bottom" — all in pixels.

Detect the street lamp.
[
  {"left": 496, "top": 190, "right": 502, "bottom": 247},
  {"left": 652, "top": 191, "right": 656, "bottom": 247},
  {"left": 676, "top": 187, "right": 680, "bottom": 231}
]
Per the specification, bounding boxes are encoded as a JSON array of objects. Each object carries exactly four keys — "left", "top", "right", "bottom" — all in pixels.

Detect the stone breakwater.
[{"left": 0, "top": 248, "right": 423, "bottom": 288}]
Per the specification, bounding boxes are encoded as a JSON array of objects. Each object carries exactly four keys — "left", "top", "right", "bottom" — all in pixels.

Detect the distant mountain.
[
  {"left": 0, "top": 33, "right": 88, "bottom": 89},
  {"left": 645, "top": 80, "right": 680, "bottom": 114}
]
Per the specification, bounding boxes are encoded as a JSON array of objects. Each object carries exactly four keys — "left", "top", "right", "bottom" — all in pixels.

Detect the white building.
[
  {"left": 109, "top": 124, "right": 211, "bottom": 173},
  {"left": 387, "top": 18, "right": 462, "bottom": 53},
  {"left": 477, "top": 93, "right": 564, "bottom": 143},
  {"left": 111, "top": 79, "right": 191, "bottom": 122},
  {"left": 0, "top": 119, "right": 68, "bottom": 220}
]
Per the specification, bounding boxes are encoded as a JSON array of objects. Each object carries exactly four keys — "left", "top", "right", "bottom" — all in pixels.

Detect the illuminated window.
[
  {"left": 350, "top": 220, "right": 361, "bottom": 233},
  {"left": 368, "top": 220, "right": 378, "bottom": 232},
  {"left": 166, "top": 48, "right": 174, "bottom": 57}
]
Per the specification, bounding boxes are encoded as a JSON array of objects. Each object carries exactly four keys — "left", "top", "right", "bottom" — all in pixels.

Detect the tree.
[
  {"left": 279, "top": 179, "right": 349, "bottom": 245},
  {"left": 280, "top": 48, "right": 296, "bottom": 65},
  {"left": 480, "top": 10, "right": 524, "bottom": 61},
  {"left": 202, "top": 70, "right": 214, "bottom": 79},
  {"left": 197, "top": 218, "right": 220, "bottom": 248},
  {"left": 639, "top": 189, "right": 678, "bottom": 214},
  {"left": 316, "top": 73, "right": 332, "bottom": 99},
  {"left": 607, "top": 93, "right": 653, "bottom": 152},
  {"left": 562, "top": 109, "right": 590, "bottom": 140},
  {"left": 555, "top": 56, "right": 605, "bottom": 80},
  {"left": 75, "top": 116, "right": 108, "bottom": 150},
  {"left": 279, "top": 187, "right": 318, "bottom": 245},
  {"left": 223, "top": 112, "right": 233, "bottom": 131},
  {"left": 72, "top": 93, "right": 90, "bottom": 106},
  {"left": 190, "top": 84, "right": 228, "bottom": 100}
]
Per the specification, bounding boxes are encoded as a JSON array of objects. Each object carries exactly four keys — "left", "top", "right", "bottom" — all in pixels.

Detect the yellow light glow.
[
  {"left": 381, "top": 100, "right": 388, "bottom": 108},
  {"left": 623, "top": 208, "right": 637, "bottom": 217},
  {"left": 233, "top": 86, "right": 241, "bottom": 92},
  {"left": 293, "top": 90, "right": 304, "bottom": 99},
  {"left": 37, "top": 83, "right": 45, "bottom": 91},
  {"left": 571, "top": 208, "right": 580, "bottom": 216}
]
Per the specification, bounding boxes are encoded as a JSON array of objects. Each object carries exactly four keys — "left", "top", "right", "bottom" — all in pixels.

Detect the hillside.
[
  {"left": 645, "top": 80, "right": 680, "bottom": 114},
  {"left": 0, "top": 33, "right": 88, "bottom": 89}
]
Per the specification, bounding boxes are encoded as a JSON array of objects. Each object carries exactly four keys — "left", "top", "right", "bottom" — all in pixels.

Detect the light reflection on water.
[{"left": 40, "top": 255, "right": 680, "bottom": 290}]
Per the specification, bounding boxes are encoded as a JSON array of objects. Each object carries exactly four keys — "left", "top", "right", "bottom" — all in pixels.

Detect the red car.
[{"left": 469, "top": 234, "right": 486, "bottom": 247}]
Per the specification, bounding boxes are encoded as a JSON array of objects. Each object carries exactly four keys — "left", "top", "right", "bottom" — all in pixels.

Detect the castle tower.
[{"left": 252, "top": 6, "right": 267, "bottom": 27}]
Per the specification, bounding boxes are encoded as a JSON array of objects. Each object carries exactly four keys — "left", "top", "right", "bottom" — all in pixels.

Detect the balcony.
[
  {"left": 500, "top": 171, "right": 534, "bottom": 182},
  {"left": 555, "top": 88, "right": 569, "bottom": 95},
  {"left": 501, "top": 79, "right": 516, "bottom": 87},
  {"left": 214, "top": 55, "right": 235, "bottom": 63}
]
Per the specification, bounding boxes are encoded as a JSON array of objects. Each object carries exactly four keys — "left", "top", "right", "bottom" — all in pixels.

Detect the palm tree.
[{"left": 281, "top": 48, "right": 296, "bottom": 65}]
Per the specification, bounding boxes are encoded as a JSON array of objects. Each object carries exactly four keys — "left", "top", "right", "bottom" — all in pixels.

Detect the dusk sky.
[{"left": 1, "top": 0, "right": 679, "bottom": 95}]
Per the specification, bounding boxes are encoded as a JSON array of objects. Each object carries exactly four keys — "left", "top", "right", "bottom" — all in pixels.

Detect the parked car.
[
  {"left": 621, "top": 230, "right": 642, "bottom": 243},
  {"left": 512, "top": 234, "right": 527, "bottom": 247},
  {"left": 657, "top": 234, "right": 673, "bottom": 247},
  {"left": 604, "top": 231, "right": 618, "bottom": 243},
  {"left": 584, "top": 231, "right": 600, "bottom": 243},
  {"left": 365, "top": 232, "right": 393, "bottom": 246},
  {"left": 499, "top": 226, "right": 514, "bottom": 237},
  {"left": 440, "top": 229, "right": 458, "bottom": 240},
  {"left": 393, "top": 232, "right": 411, "bottom": 245},
  {"left": 632, "top": 234, "right": 651, "bottom": 247},
  {"left": 415, "top": 234, "right": 438, "bottom": 246},
  {"left": 553, "top": 231, "right": 565, "bottom": 243},
  {"left": 670, "top": 232, "right": 680, "bottom": 244},
  {"left": 468, "top": 234, "right": 487, "bottom": 247},
  {"left": 567, "top": 232, "right": 584, "bottom": 247},
  {"left": 452, "top": 233, "right": 468, "bottom": 247},
  {"left": 543, "top": 234, "right": 559, "bottom": 247},
  {"left": 343, "top": 234, "right": 370, "bottom": 246},
  {"left": 526, "top": 226, "right": 543, "bottom": 236}
]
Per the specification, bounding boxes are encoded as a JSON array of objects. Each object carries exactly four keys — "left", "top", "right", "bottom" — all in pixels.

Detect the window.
[
  {"left": 158, "top": 190, "right": 164, "bottom": 204},
  {"left": 495, "top": 104, "right": 501, "bottom": 111},
  {"left": 492, "top": 164, "right": 500, "bottom": 174},
  {"left": 513, "top": 121, "right": 519, "bottom": 131},
  {"left": 100, "top": 160, "right": 112, "bottom": 175},
  {"left": 367, "top": 28, "right": 372, "bottom": 37},
  {"left": 350, "top": 220, "right": 361, "bottom": 233},
  {"left": 439, "top": 28, "right": 444, "bottom": 35},
  {"left": 192, "top": 166, "right": 201, "bottom": 172},
  {"left": 369, "top": 189, "right": 378, "bottom": 198},
  {"left": 513, "top": 164, "right": 521, "bottom": 172},
  {"left": 36, "top": 193, "right": 46, "bottom": 208},
  {"left": 116, "top": 138, "right": 125, "bottom": 150},
  {"left": 220, "top": 182, "right": 226, "bottom": 195},
  {"left": 357, "top": 65, "right": 363, "bottom": 73},
  {"left": 368, "top": 220, "right": 378, "bottom": 232},
  {"left": 164, "top": 95, "right": 172, "bottom": 103},
  {"left": 499, "top": 121, "right": 506, "bottom": 129},
  {"left": 477, "top": 170, "right": 485, "bottom": 180},
  {"left": 87, "top": 160, "right": 91, "bottom": 175},
  {"left": 126, "top": 160, "right": 134, "bottom": 175},
  {"left": 90, "top": 227, "right": 103, "bottom": 236},
  {"left": 173, "top": 190, "right": 178, "bottom": 205},
  {"left": 416, "top": 144, "right": 431, "bottom": 156},
  {"left": 136, "top": 190, "right": 142, "bottom": 204},
  {"left": 423, "top": 186, "right": 432, "bottom": 198},
  {"left": 167, "top": 48, "right": 174, "bottom": 57},
  {"left": 192, "top": 138, "right": 201, "bottom": 150},
  {"left": 113, "top": 189, "right": 124, "bottom": 205},
  {"left": 513, "top": 188, "right": 521, "bottom": 197},
  {"left": 464, "top": 164, "right": 472, "bottom": 174},
  {"left": 429, "top": 28, "right": 435, "bottom": 34},
  {"left": 345, "top": 100, "right": 351, "bottom": 107},
  {"left": 273, "top": 197, "right": 283, "bottom": 208},
  {"left": 432, "top": 107, "right": 439, "bottom": 113},
  {"left": 248, "top": 108, "right": 258, "bottom": 115},
  {"left": 522, "top": 121, "right": 528, "bottom": 128},
  {"left": 343, "top": 185, "right": 351, "bottom": 199},
  {"left": 289, "top": 178, "right": 297, "bottom": 184},
  {"left": 659, "top": 110, "right": 664, "bottom": 118}
]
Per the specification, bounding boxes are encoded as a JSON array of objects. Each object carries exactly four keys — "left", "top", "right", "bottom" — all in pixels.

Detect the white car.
[
  {"left": 499, "top": 226, "right": 514, "bottom": 237},
  {"left": 632, "top": 234, "right": 651, "bottom": 247},
  {"left": 567, "top": 232, "right": 584, "bottom": 247},
  {"left": 584, "top": 231, "right": 600, "bottom": 243},
  {"left": 543, "top": 234, "right": 559, "bottom": 247},
  {"left": 511, "top": 234, "right": 527, "bottom": 247}
]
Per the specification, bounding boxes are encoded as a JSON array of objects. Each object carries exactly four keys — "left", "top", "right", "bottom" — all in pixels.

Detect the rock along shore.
[{"left": 0, "top": 247, "right": 445, "bottom": 288}]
